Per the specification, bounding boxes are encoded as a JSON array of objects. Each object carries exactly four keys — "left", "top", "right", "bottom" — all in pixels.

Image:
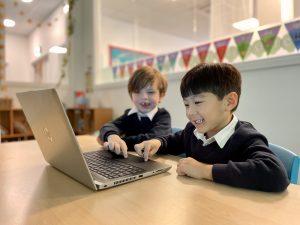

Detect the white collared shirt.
[
  {"left": 127, "top": 106, "right": 158, "bottom": 121},
  {"left": 193, "top": 114, "right": 238, "bottom": 149}
]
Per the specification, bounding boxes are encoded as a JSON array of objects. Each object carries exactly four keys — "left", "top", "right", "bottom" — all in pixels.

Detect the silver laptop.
[{"left": 16, "top": 88, "right": 171, "bottom": 190}]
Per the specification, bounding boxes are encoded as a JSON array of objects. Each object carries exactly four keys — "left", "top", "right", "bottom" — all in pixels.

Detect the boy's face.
[
  {"left": 183, "top": 92, "right": 234, "bottom": 138},
  {"left": 131, "top": 81, "right": 162, "bottom": 114}
]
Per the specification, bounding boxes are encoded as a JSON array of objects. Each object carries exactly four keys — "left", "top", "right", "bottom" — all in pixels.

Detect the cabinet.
[
  {"left": 0, "top": 109, "right": 33, "bottom": 142},
  {"left": 66, "top": 108, "right": 113, "bottom": 135}
]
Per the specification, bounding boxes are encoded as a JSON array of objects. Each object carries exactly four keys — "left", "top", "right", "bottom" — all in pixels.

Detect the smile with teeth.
[
  {"left": 195, "top": 118, "right": 204, "bottom": 124},
  {"left": 141, "top": 102, "right": 150, "bottom": 107}
]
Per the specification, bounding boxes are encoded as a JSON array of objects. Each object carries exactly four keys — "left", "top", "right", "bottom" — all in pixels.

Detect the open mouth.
[
  {"left": 140, "top": 102, "right": 151, "bottom": 107},
  {"left": 195, "top": 118, "right": 204, "bottom": 124}
]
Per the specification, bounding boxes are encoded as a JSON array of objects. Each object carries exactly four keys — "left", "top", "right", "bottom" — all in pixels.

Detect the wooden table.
[{"left": 1, "top": 136, "right": 299, "bottom": 225}]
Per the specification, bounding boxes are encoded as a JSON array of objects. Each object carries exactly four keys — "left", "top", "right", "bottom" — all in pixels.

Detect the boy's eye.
[
  {"left": 195, "top": 101, "right": 203, "bottom": 105},
  {"left": 184, "top": 103, "right": 189, "bottom": 107}
]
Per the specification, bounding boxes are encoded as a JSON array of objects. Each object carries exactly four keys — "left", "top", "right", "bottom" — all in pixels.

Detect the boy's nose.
[
  {"left": 187, "top": 105, "right": 196, "bottom": 115},
  {"left": 141, "top": 93, "right": 149, "bottom": 99}
]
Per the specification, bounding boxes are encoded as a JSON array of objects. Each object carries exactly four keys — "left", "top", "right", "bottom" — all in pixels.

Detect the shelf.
[
  {"left": 0, "top": 109, "right": 33, "bottom": 142},
  {"left": 66, "top": 108, "right": 113, "bottom": 135}
]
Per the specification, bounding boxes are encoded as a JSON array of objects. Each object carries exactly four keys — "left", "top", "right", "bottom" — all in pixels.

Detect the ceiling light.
[
  {"left": 22, "top": 0, "right": 33, "bottom": 3},
  {"left": 3, "top": 19, "right": 16, "bottom": 28},
  {"left": 49, "top": 46, "right": 67, "bottom": 54},
  {"left": 63, "top": 4, "right": 69, "bottom": 14},
  {"left": 232, "top": 17, "right": 259, "bottom": 31}
]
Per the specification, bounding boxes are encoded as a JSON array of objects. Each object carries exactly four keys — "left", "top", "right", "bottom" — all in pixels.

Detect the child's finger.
[
  {"left": 113, "top": 143, "right": 121, "bottom": 155},
  {"left": 143, "top": 143, "right": 152, "bottom": 161},
  {"left": 103, "top": 142, "right": 110, "bottom": 150},
  {"left": 134, "top": 143, "right": 145, "bottom": 157},
  {"left": 119, "top": 141, "right": 128, "bottom": 158}
]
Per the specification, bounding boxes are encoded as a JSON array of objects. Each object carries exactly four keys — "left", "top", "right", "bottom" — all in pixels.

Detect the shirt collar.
[
  {"left": 127, "top": 106, "right": 158, "bottom": 121},
  {"left": 193, "top": 114, "right": 238, "bottom": 149}
]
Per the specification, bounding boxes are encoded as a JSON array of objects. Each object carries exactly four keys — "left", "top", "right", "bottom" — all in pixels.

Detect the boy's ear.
[{"left": 224, "top": 92, "right": 238, "bottom": 111}]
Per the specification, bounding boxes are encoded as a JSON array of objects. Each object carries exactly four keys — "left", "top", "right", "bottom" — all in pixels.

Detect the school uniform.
[
  {"left": 99, "top": 107, "right": 171, "bottom": 150},
  {"left": 156, "top": 115, "right": 289, "bottom": 192}
]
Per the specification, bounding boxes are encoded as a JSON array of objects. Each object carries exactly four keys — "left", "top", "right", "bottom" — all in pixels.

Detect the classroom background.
[{"left": 1, "top": 0, "right": 300, "bottom": 154}]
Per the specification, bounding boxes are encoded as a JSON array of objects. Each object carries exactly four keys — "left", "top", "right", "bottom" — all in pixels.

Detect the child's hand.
[
  {"left": 134, "top": 139, "right": 161, "bottom": 161},
  {"left": 176, "top": 157, "right": 213, "bottom": 180},
  {"left": 103, "top": 134, "right": 128, "bottom": 158}
]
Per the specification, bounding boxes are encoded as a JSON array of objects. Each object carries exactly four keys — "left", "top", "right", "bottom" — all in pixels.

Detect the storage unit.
[
  {"left": 0, "top": 109, "right": 33, "bottom": 142},
  {"left": 66, "top": 108, "right": 113, "bottom": 135}
]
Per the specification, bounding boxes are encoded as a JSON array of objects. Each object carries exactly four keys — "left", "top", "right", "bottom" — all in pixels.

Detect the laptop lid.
[
  {"left": 17, "top": 89, "right": 171, "bottom": 190},
  {"left": 17, "top": 89, "right": 98, "bottom": 190}
]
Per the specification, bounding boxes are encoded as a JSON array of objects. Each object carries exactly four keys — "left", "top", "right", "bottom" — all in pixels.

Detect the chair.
[{"left": 269, "top": 143, "right": 300, "bottom": 184}]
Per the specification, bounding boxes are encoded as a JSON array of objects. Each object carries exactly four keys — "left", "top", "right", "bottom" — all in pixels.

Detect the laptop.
[{"left": 16, "top": 88, "right": 171, "bottom": 190}]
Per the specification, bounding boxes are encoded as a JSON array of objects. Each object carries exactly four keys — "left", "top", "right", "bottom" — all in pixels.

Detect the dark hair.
[
  {"left": 180, "top": 63, "right": 241, "bottom": 111},
  {"left": 128, "top": 66, "right": 168, "bottom": 97}
]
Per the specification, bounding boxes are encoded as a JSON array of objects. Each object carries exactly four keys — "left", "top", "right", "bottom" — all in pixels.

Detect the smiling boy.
[
  {"left": 134, "top": 63, "right": 289, "bottom": 192},
  {"left": 98, "top": 66, "right": 171, "bottom": 157}
]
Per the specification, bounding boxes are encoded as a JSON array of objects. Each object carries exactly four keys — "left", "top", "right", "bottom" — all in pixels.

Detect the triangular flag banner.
[
  {"left": 168, "top": 51, "right": 179, "bottom": 70},
  {"left": 196, "top": 43, "right": 210, "bottom": 63},
  {"left": 128, "top": 63, "right": 134, "bottom": 76},
  {"left": 234, "top": 32, "right": 253, "bottom": 60},
  {"left": 214, "top": 38, "right": 230, "bottom": 62},
  {"left": 285, "top": 20, "right": 300, "bottom": 51},
  {"left": 181, "top": 47, "right": 194, "bottom": 69},
  {"left": 156, "top": 55, "right": 166, "bottom": 72},
  {"left": 258, "top": 25, "right": 281, "bottom": 55},
  {"left": 119, "top": 65, "right": 125, "bottom": 78},
  {"left": 145, "top": 57, "right": 154, "bottom": 67},
  {"left": 112, "top": 66, "right": 118, "bottom": 79},
  {"left": 136, "top": 59, "right": 144, "bottom": 69}
]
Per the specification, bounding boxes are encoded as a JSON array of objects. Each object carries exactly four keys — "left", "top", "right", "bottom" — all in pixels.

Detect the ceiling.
[
  {"left": 4, "top": 0, "right": 64, "bottom": 35},
  {"left": 4, "top": 0, "right": 210, "bottom": 41}
]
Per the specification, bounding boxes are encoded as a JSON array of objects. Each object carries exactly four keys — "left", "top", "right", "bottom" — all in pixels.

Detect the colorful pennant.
[
  {"left": 214, "top": 38, "right": 230, "bottom": 62},
  {"left": 112, "top": 66, "right": 118, "bottom": 79},
  {"left": 181, "top": 47, "right": 194, "bottom": 69},
  {"left": 145, "top": 57, "right": 154, "bottom": 67},
  {"left": 128, "top": 62, "right": 134, "bottom": 76},
  {"left": 119, "top": 64, "right": 125, "bottom": 78},
  {"left": 285, "top": 20, "right": 300, "bottom": 51},
  {"left": 168, "top": 51, "right": 179, "bottom": 71},
  {"left": 196, "top": 43, "right": 210, "bottom": 63},
  {"left": 258, "top": 25, "right": 281, "bottom": 55},
  {"left": 156, "top": 55, "right": 166, "bottom": 72},
  {"left": 234, "top": 33, "right": 253, "bottom": 60},
  {"left": 136, "top": 59, "right": 144, "bottom": 69}
]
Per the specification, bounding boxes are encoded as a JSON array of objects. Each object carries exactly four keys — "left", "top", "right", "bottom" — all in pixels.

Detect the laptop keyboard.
[{"left": 83, "top": 151, "right": 145, "bottom": 179}]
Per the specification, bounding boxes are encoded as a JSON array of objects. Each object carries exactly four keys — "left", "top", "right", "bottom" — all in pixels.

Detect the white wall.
[
  {"left": 5, "top": 33, "right": 31, "bottom": 82},
  {"left": 93, "top": 54, "right": 300, "bottom": 155},
  {"left": 101, "top": 16, "right": 200, "bottom": 68}
]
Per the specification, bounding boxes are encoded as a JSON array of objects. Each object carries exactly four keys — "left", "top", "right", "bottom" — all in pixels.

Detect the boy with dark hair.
[
  {"left": 134, "top": 63, "right": 289, "bottom": 192},
  {"left": 98, "top": 66, "right": 171, "bottom": 157}
]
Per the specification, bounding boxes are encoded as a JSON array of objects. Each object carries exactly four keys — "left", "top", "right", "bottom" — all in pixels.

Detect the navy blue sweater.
[
  {"left": 99, "top": 108, "right": 171, "bottom": 150},
  {"left": 157, "top": 121, "right": 289, "bottom": 192}
]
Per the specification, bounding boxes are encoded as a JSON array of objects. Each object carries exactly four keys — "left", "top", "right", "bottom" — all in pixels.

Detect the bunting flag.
[
  {"left": 112, "top": 66, "right": 118, "bottom": 79},
  {"left": 168, "top": 51, "right": 178, "bottom": 71},
  {"left": 196, "top": 43, "right": 210, "bottom": 63},
  {"left": 156, "top": 55, "right": 166, "bottom": 72},
  {"left": 119, "top": 64, "right": 125, "bottom": 78},
  {"left": 285, "top": 20, "right": 300, "bottom": 51},
  {"left": 181, "top": 47, "right": 194, "bottom": 69},
  {"left": 128, "top": 62, "right": 134, "bottom": 76},
  {"left": 145, "top": 57, "right": 154, "bottom": 67},
  {"left": 214, "top": 38, "right": 230, "bottom": 62},
  {"left": 258, "top": 25, "right": 281, "bottom": 55},
  {"left": 234, "top": 32, "right": 253, "bottom": 60},
  {"left": 136, "top": 59, "right": 144, "bottom": 69}
]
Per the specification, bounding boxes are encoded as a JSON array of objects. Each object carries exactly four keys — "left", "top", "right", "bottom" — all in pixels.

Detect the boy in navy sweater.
[
  {"left": 134, "top": 63, "right": 289, "bottom": 192},
  {"left": 98, "top": 66, "right": 171, "bottom": 157}
]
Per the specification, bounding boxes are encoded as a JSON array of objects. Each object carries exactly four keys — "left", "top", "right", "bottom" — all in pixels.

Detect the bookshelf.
[
  {"left": 0, "top": 109, "right": 33, "bottom": 142},
  {"left": 0, "top": 107, "right": 113, "bottom": 142},
  {"left": 66, "top": 108, "right": 113, "bottom": 135}
]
